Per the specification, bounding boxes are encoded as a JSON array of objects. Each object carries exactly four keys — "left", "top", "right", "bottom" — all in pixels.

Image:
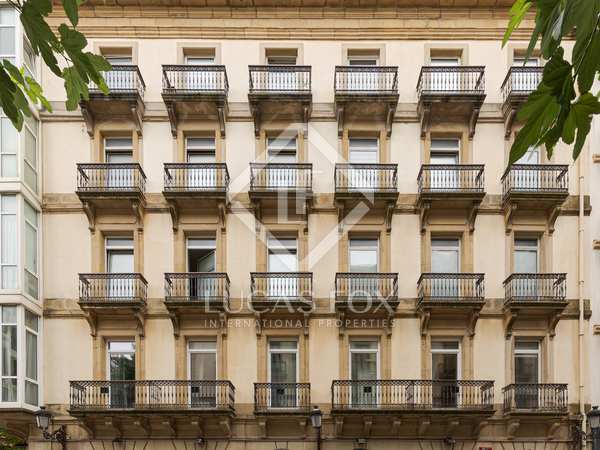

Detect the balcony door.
[
  {"left": 268, "top": 340, "right": 298, "bottom": 408},
  {"left": 266, "top": 50, "right": 299, "bottom": 91},
  {"left": 514, "top": 340, "right": 540, "bottom": 408},
  {"left": 347, "top": 53, "right": 379, "bottom": 91},
  {"left": 514, "top": 238, "right": 539, "bottom": 298},
  {"left": 186, "top": 137, "right": 216, "bottom": 189},
  {"left": 107, "top": 341, "right": 135, "bottom": 408},
  {"left": 267, "top": 137, "right": 297, "bottom": 188},
  {"left": 106, "top": 237, "right": 134, "bottom": 298},
  {"left": 104, "top": 54, "right": 133, "bottom": 91},
  {"left": 187, "top": 238, "right": 216, "bottom": 299},
  {"left": 348, "top": 138, "right": 378, "bottom": 190},
  {"left": 429, "top": 57, "right": 460, "bottom": 92},
  {"left": 268, "top": 238, "right": 298, "bottom": 298},
  {"left": 348, "top": 239, "right": 378, "bottom": 298},
  {"left": 431, "top": 239, "right": 460, "bottom": 297},
  {"left": 513, "top": 146, "right": 540, "bottom": 190},
  {"left": 429, "top": 138, "right": 459, "bottom": 190},
  {"left": 104, "top": 137, "right": 134, "bottom": 189},
  {"left": 184, "top": 53, "right": 216, "bottom": 91},
  {"left": 512, "top": 56, "right": 540, "bottom": 92},
  {"left": 431, "top": 340, "right": 460, "bottom": 408},
  {"left": 350, "top": 340, "right": 379, "bottom": 408},
  {"left": 188, "top": 341, "right": 217, "bottom": 408}
]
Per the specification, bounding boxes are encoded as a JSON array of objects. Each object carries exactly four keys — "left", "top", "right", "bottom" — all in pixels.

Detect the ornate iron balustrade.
[
  {"left": 334, "top": 66, "right": 398, "bottom": 94},
  {"left": 418, "top": 165, "right": 484, "bottom": 194},
  {"left": 254, "top": 383, "right": 311, "bottom": 413},
  {"left": 165, "top": 273, "right": 230, "bottom": 309},
  {"left": 335, "top": 164, "right": 397, "bottom": 193},
  {"left": 251, "top": 273, "right": 313, "bottom": 301},
  {"left": 502, "top": 383, "right": 567, "bottom": 413},
  {"left": 501, "top": 164, "right": 568, "bottom": 198},
  {"left": 417, "top": 66, "right": 485, "bottom": 96},
  {"left": 79, "top": 273, "right": 148, "bottom": 304},
  {"left": 417, "top": 273, "right": 485, "bottom": 304},
  {"left": 90, "top": 65, "right": 145, "bottom": 97},
  {"left": 250, "top": 163, "right": 312, "bottom": 192},
  {"left": 335, "top": 273, "right": 398, "bottom": 302},
  {"left": 163, "top": 163, "right": 229, "bottom": 193},
  {"left": 503, "top": 273, "right": 566, "bottom": 304},
  {"left": 501, "top": 66, "right": 544, "bottom": 103},
  {"left": 332, "top": 380, "right": 494, "bottom": 411},
  {"left": 77, "top": 163, "right": 146, "bottom": 194},
  {"left": 70, "top": 380, "right": 235, "bottom": 411},
  {"left": 162, "top": 65, "right": 229, "bottom": 94},
  {"left": 249, "top": 65, "right": 311, "bottom": 93}
]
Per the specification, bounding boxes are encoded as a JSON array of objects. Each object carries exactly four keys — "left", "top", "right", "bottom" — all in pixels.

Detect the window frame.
[
  {"left": 430, "top": 339, "right": 462, "bottom": 380},
  {"left": 267, "top": 338, "right": 299, "bottom": 384},
  {"left": 23, "top": 200, "right": 38, "bottom": 300},
  {"left": 0, "top": 195, "right": 17, "bottom": 292},
  {"left": 514, "top": 238, "right": 539, "bottom": 273},
  {"left": 513, "top": 339, "right": 541, "bottom": 383},
  {"left": 348, "top": 238, "right": 379, "bottom": 273},
  {"left": 105, "top": 237, "right": 134, "bottom": 273},
  {"left": 0, "top": 305, "right": 18, "bottom": 404},
  {"left": 349, "top": 338, "right": 380, "bottom": 380},
  {"left": 23, "top": 309, "right": 38, "bottom": 406},
  {"left": 187, "top": 340, "right": 218, "bottom": 381},
  {"left": 22, "top": 116, "right": 38, "bottom": 194},
  {"left": 348, "top": 138, "right": 379, "bottom": 164}
]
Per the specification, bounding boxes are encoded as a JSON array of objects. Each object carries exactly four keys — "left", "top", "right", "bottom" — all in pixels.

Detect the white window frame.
[
  {"left": 185, "top": 137, "right": 216, "bottom": 162},
  {"left": 0, "top": 305, "right": 18, "bottom": 405},
  {"left": 267, "top": 136, "right": 297, "bottom": 162},
  {"left": 514, "top": 238, "right": 539, "bottom": 273},
  {"left": 186, "top": 238, "right": 217, "bottom": 272},
  {"left": 104, "top": 137, "right": 133, "bottom": 162},
  {"left": 349, "top": 339, "right": 380, "bottom": 380},
  {"left": 430, "top": 339, "right": 462, "bottom": 380},
  {"left": 187, "top": 340, "right": 218, "bottom": 380},
  {"left": 267, "top": 338, "right": 299, "bottom": 384},
  {"left": 348, "top": 238, "right": 379, "bottom": 273},
  {"left": 22, "top": 117, "right": 38, "bottom": 194},
  {"left": 348, "top": 138, "right": 379, "bottom": 164},
  {"left": 0, "top": 116, "right": 18, "bottom": 179},
  {"left": 0, "top": 195, "right": 17, "bottom": 292},
  {"left": 267, "top": 237, "right": 298, "bottom": 273},
  {"left": 23, "top": 200, "right": 38, "bottom": 301},
  {"left": 514, "top": 340, "right": 541, "bottom": 383},
  {"left": 0, "top": 7, "right": 17, "bottom": 64},
  {"left": 23, "top": 309, "right": 38, "bottom": 406},
  {"left": 431, "top": 238, "right": 461, "bottom": 273},
  {"left": 105, "top": 237, "right": 134, "bottom": 273},
  {"left": 347, "top": 54, "right": 379, "bottom": 66}
]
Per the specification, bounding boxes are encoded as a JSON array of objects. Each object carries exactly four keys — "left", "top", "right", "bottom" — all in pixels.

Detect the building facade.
[{"left": 0, "top": 0, "right": 595, "bottom": 449}]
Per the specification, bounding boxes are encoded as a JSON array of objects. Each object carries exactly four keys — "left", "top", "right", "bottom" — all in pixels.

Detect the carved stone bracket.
[
  {"left": 257, "top": 419, "right": 267, "bottom": 438},
  {"left": 504, "top": 202, "right": 517, "bottom": 234},
  {"left": 385, "top": 104, "right": 395, "bottom": 137},
  {"left": 335, "top": 418, "right": 344, "bottom": 435},
  {"left": 547, "top": 205, "right": 561, "bottom": 234},
  {"left": 337, "top": 311, "right": 346, "bottom": 337},
  {"left": 419, "top": 102, "right": 431, "bottom": 138},
  {"left": 191, "top": 417, "right": 204, "bottom": 436},
  {"left": 385, "top": 201, "right": 394, "bottom": 233},
  {"left": 132, "top": 200, "right": 144, "bottom": 231},
  {"left": 80, "top": 102, "right": 95, "bottom": 136},
  {"left": 468, "top": 201, "right": 479, "bottom": 232},
  {"left": 217, "top": 104, "right": 227, "bottom": 138},
  {"left": 506, "top": 419, "right": 520, "bottom": 439},
  {"left": 418, "top": 419, "right": 431, "bottom": 437},
  {"left": 168, "top": 311, "right": 180, "bottom": 338},
  {"left": 219, "top": 418, "right": 232, "bottom": 437},
  {"left": 80, "top": 419, "right": 96, "bottom": 440},
  {"left": 336, "top": 201, "right": 345, "bottom": 233},
  {"left": 83, "top": 310, "right": 98, "bottom": 337},
  {"left": 446, "top": 419, "right": 459, "bottom": 435},
  {"left": 131, "top": 104, "right": 144, "bottom": 137},
  {"left": 82, "top": 200, "right": 96, "bottom": 233},
  {"left": 504, "top": 107, "right": 517, "bottom": 139},
  {"left": 548, "top": 311, "right": 562, "bottom": 337},
  {"left": 468, "top": 310, "right": 480, "bottom": 337},
  {"left": 134, "top": 310, "right": 146, "bottom": 338},
  {"left": 303, "top": 104, "right": 311, "bottom": 138},
  {"left": 547, "top": 421, "right": 561, "bottom": 440},
  {"left": 105, "top": 418, "right": 123, "bottom": 439},
  {"left": 165, "top": 102, "right": 178, "bottom": 137},
  {"left": 336, "top": 105, "right": 345, "bottom": 137},
  {"left": 504, "top": 309, "right": 517, "bottom": 339},
  {"left": 363, "top": 416, "right": 373, "bottom": 436},
  {"left": 473, "top": 420, "right": 488, "bottom": 437},
  {"left": 303, "top": 312, "right": 310, "bottom": 336},
  {"left": 251, "top": 104, "right": 261, "bottom": 137},
  {"left": 420, "top": 310, "right": 431, "bottom": 336},
  {"left": 468, "top": 105, "right": 481, "bottom": 139},
  {"left": 167, "top": 200, "right": 179, "bottom": 232},
  {"left": 218, "top": 201, "right": 228, "bottom": 232},
  {"left": 419, "top": 201, "right": 431, "bottom": 234},
  {"left": 253, "top": 201, "right": 262, "bottom": 233},
  {"left": 391, "top": 418, "right": 402, "bottom": 436},
  {"left": 219, "top": 312, "right": 228, "bottom": 336},
  {"left": 255, "top": 312, "right": 262, "bottom": 336},
  {"left": 134, "top": 418, "right": 151, "bottom": 437}
]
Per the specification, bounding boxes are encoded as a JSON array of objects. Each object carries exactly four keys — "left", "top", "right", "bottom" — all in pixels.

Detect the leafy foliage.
[
  {"left": 0, "top": 0, "right": 110, "bottom": 131},
  {"left": 504, "top": 0, "right": 600, "bottom": 165},
  {"left": 0, "top": 428, "right": 24, "bottom": 449}
]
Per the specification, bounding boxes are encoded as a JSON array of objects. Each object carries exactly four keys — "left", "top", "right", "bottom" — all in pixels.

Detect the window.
[
  {"left": 349, "top": 239, "right": 378, "bottom": 273},
  {"left": 349, "top": 138, "right": 378, "bottom": 164},
  {"left": 267, "top": 137, "right": 297, "bottom": 163},
  {"left": 0, "top": 116, "right": 17, "bottom": 177},
  {"left": 188, "top": 238, "right": 216, "bottom": 272},
  {"left": 514, "top": 238, "right": 538, "bottom": 273},
  {"left": 268, "top": 238, "right": 298, "bottom": 273},
  {"left": 103, "top": 54, "right": 133, "bottom": 66},
  {"left": 23, "top": 116, "right": 38, "bottom": 193},
  {"left": 513, "top": 56, "right": 539, "bottom": 67},
  {"left": 347, "top": 49, "right": 379, "bottom": 66},
  {"left": 107, "top": 341, "right": 135, "bottom": 408},
  {"left": 0, "top": 306, "right": 17, "bottom": 402},
  {"left": 429, "top": 138, "right": 460, "bottom": 190},
  {"left": 265, "top": 49, "right": 297, "bottom": 65},
  {"left": 185, "top": 49, "right": 215, "bottom": 65},
  {"left": 106, "top": 238, "right": 134, "bottom": 273},
  {"left": 186, "top": 137, "right": 216, "bottom": 163},
  {"left": 429, "top": 56, "right": 460, "bottom": 91},
  {"left": 431, "top": 239, "right": 460, "bottom": 273},
  {"left": 0, "top": 7, "right": 16, "bottom": 65},
  {"left": 349, "top": 340, "right": 379, "bottom": 407},
  {"left": 23, "top": 39, "right": 36, "bottom": 79},
  {"left": 24, "top": 310, "right": 38, "bottom": 405},
  {"left": 0, "top": 196, "right": 17, "bottom": 290},
  {"left": 268, "top": 339, "right": 298, "bottom": 408},
  {"left": 105, "top": 137, "right": 133, "bottom": 163},
  {"left": 431, "top": 340, "right": 460, "bottom": 407},
  {"left": 188, "top": 341, "right": 217, "bottom": 407},
  {"left": 514, "top": 340, "right": 540, "bottom": 408},
  {"left": 102, "top": 52, "right": 134, "bottom": 91},
  {"left": 24, "top": 201, "right": 38, "bottom": 299}
]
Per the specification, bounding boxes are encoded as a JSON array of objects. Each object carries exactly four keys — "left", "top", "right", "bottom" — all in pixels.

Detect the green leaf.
[
  {"left": 2, "top": 59, "right": 25, "bottom": 85},
  {"left": 565, "top": 93, "right": 600, "bottom": 159},
  {"left": 502, "top": 0, "right": 533, "bottom": 47},
  {"left": 62, "top": 0, "right": 82, "bottom": 26},
  {"left": 576, "top": 33, "right": 600, "bottom": 93},
  {"left": 62, "top": 66, "right": 89, "bottom": 110}
]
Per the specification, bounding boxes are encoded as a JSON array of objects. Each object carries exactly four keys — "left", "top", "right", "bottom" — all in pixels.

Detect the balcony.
[
  {"left": 161, "top": 65, "right": 229, "bottom": 137},
  {"left": 334, "top": 273, "right": 398, "bottom": 314},
  {"left": 248, "top": 65, "right": 312, "bottom": 135},
  {"left": 416, "top": 66, "right": 486, "bottom": 138},
  {"left": 335, "top": 164, "right": 398, "bottom": 201},
  {"left": 78, "top": 273, "right": 147, "bottom": 336},
  {"left": 331, "top": 379, "right": 494, "bottom": 413},
  {"left": 254, "top": 383, "right": 311, "bottom": 414},
  {"left": 249, "top": 163, "right": 312, "bottom": 198},
  {"left": 501, "top": 66, "right": 543, "bottom": 137},
  {"left": 164, "top": 273, "right": 230, "bottom": 335},
  {"left": 502, "top": 164, "right": 569, "bottom": 232},
  {"left": 334, "top": 66, "right": 399, "bottom": 136},
  {"left": 503, "top": 273, "right": 567, "bottom": 337},
  {"left": 417, "top": 273, "right": 485, "bottom": 335},
  {"left": 503, "top": 384, "right": 568, "bottom": 415},
  {"left": 80, "top": 66, "right": 146, "bottom": 136},
  {"left": 250, "top": 272, "right": 313, "bottom": 313},
  {"left": 69, "top": 380, "right": 235, "bottom": 437}
]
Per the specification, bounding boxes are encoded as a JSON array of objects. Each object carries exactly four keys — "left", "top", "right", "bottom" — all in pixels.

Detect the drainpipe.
[{"left": 578, "top": 153, "right": 586, "bottom": 448}]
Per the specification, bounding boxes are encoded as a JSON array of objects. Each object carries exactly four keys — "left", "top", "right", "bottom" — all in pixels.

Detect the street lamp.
[
  {"left": 310, "top": 405, "right": 322, "bottom": 450},
  {"left": 35, "top": 406, "right": 68, "bottom": 450},
  {"left": 588, "top": 406, "right": 600, "bottom": 450}
]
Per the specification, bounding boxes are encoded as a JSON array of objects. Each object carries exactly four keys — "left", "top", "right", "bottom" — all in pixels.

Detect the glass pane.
[
  {"left": 186, "top": 137, "right": 215, "bottom": 150},
  {"left": 516, "top": 147, "right": 540, "bottom": 164},
  {"left": 430, "top": 153, "right": 458, "bottom": 164},
  {"left": 1, "top": 306, "right": 16, "bottom": 323},
  {"left": 0, "top": 28, "right": 15, "bottom": 55},
  {"left": 2, "top": 324, "right": 17, "bottom": 376},
  {"left": 1, "top": 155, "right": 17, "bottom": 177},
  {"left": 431, "top": 139, "right": 460, "bottom": 150},
  {"left": 515, "top": 355, "right": 539, "bottom": 383},
  {"left": 25, "top": 223, "right": 37, "bottom": 274},
  {"left": 430, "top": 58, "right": 460, "bottom": 66},
  {"left": 185, "top": 56, "right": 215, "bottom": 65},
  {"left": 432, "top": 341, "right": 459, "bottom": 350},
  {"left": 108, "top": 341, "right": 135, "bottom": 352},
  {"left": 106, "top": 237, "right": 133, "bottom": 248},
  {"left": 104, "top": 56, "right": 132, "bottom": 65},
  {"left": 1, "top": 379, "right": 16, "bottom": 402},
  {"left": 0, "top": 8, "right": 16, "bottom": 25},
  {"left": 349, "top": 247, "right": 378, "bottom": 273},
  {"left": 1, "top": 195, "right": 15, "bottom": 213},
  {"left": 431, "top": 249, "right": 459, "bottom": 273},
  {"left": 25, "top": 380, "right": 38, "bottom": 405},
  {"left": 269, "top": 340, "right": 297, "bottom": 350},
  {"left": 515, "top": 340, "right": 539, "bottom": 351},
  {"left": 105, "top": 151, "right": 133, "bottom": 163},
  {"left": 105, "top": 137, "right": 133, "bottom": 149},
  {"left": 267, "top": 137, "right": 296, "bottom": 151},
  {"left": 24, "top": 164, "right": 37, "bottom": 192},
  {"left": 24, "top": 201, "right": 37, "bottom": 226},
  {"left": 25, "top": 310, "right": 38, "bottom": 331},
  {"left": 2, "top": 267, "right": 16, "bottom": 289},
  {"left": 187, "top": 239, "right": 216, "bottom": 249},
  {"left": 432, "top": 353, "right": 458, "bottom": 380},
  {"left": 350, "top": 352, "right": 377, "bottom": 380},
  {"left": 109, "top": 352, "right": 135, "bottom": 381},
  {"left": 270, "top": 353, "right": 297, "bottom": 383},
  {"left": 515, "top": 250, "right": 537, "bottom": 273},
  {"left": 268, "top": 252, "right": 298, "bottom": 272},
  {"left": 1, "top": 118, "right": 17, "bottom": 154},
  {"left": 107, "top": 251, "right": 134, "bottom": 273},
  {"left": 2, "top": 214, "right": 16, "bottom": 264},
  {"left": 189, "top": 341, "right": 216, "bottom": 351},
  {"left": 187, "top": 151, "right": 215, "bottom": 163},
  {"left": 26, "top": 331, "right": 37, "bottom": 380},
  {"left": 190, "top": 352, "right": 216, "bottom": 380},
  {"left": 350, "top": 340, "right": 378, "bottom": 350}
]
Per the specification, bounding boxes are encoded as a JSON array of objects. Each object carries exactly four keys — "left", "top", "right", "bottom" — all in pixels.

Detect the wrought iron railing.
[
  {"left": 503, "top": 273, "right": 566, "bottom": 304},
  {"left": 501, "top": 66, "right": 544, "bottom": 103},
  {"left": 418, "top": 165, "right": 484, "bottom": 194},
  {"left": 79, "top": 273, "right": 148, "bottom": 304},
  {"left": 417, "top": 66, "right": 485, "bottom": 96},
  {"left": 163, "top": 163, "right": 229, "bottom": 193},
  {"left": 503, "top": 383, "right": 567, "bottom": 413},
  {"left": 417, "top": 273, "right": 485, "bottom": 304},
  {"left": 90, "top": 65, "right": 145, "bottom": 97},
  {"left": 332, "top": 380, "right": 494, "bottom": 410},
  {"left": 335, "top": 273, "right": 398, "bottom": 303},
  {"left": 501, "top": 164, "right": 568, "bottom": 198},
  {"left": 250, "top": 163, "right": 312, "bottom": 192},
  {"left": 335, "top": 164, "right": 397, "bottom": 194},
  {"left": 164, "top": 273, "right": 230, "bottom": 309},
  {"left": 162, "top": 65, "right": 229, "bottom": 94},
  {"left": 250, "top": 273, "right": 313, "bottom": 302},
  {"left": 77, "top": 163, "right": 146, "bottom": 194},
  {"left": 249, "top": 65, "right": 311, "bottom": 93},
  {"left": 334, "top": 66, "right": 398, "bottom": 94},
  {"left": 70, "top": 380, "right": 235, "bottom": 411},
  {"left": 254, "top": 383, "right": 311, "bottom": 413}
]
